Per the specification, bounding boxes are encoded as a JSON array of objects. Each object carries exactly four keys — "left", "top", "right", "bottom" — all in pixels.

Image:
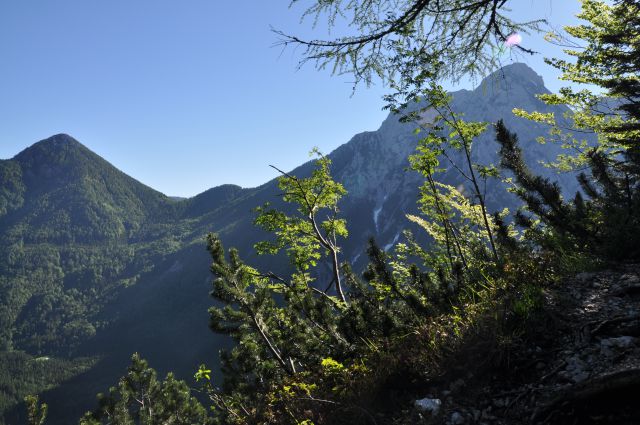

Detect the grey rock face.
[{"left": 326, "top": 63, "right": 590, "bottom": 266}]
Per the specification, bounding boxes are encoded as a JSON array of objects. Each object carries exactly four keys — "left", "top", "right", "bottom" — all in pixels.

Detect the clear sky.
[{"left": 0, "top": 1, "right": 583, "bottom": 197}]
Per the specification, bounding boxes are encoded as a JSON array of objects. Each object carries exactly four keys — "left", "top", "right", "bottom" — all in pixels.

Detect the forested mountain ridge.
[
  {"left": 1, "top": 134, "right": 179, "bottom": 243},
  {"left": 0, "top": 133, "right": 185, "bottom": 351},
  {"left": 0, "top": 63, "right": 587, "bottom": 424},
  {"left": 0, "top": 135, "right": 197, "bottom": 421}
]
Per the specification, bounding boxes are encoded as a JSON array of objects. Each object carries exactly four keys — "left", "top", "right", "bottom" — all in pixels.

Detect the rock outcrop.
[{"left": 412, "top": 265, "right": 640, "bottom": 424}]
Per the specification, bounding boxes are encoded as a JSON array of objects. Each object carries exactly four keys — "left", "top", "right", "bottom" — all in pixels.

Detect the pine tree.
[
  {"left": 24, "top": 395, "right": 47, "bottom": 425},
  {"left": 506, "top": 0, "right": 640, "bottom": 261},
  {"left": 204, "top": 153, "right": 356, "bottom": 422},
  {"left": 204, "top": 154, "right": 456, "bottom": 423},
  {"left": 80, "top": 354, "right": 211, "bottom": 425}
]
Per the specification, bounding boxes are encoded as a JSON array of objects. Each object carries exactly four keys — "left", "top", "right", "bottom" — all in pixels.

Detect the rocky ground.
[{"left": 413, "top": 264, "right": 640, "bottom": 424}]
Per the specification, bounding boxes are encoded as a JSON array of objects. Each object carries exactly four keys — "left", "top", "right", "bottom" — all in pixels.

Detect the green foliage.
[
  {"left": 0, "top": 351, "right": 96, "bottom": 420},
  {"left": 204, "top": 159, "right": 417, "bottom": 422},
  {"left": 80, "top": 354, "right": 212, "bottom": 425},
  {"left": 0, "top": 136, "right": 193, "bottom": 356},
  {"left": 400, "top": 84, "right": 501, "bottom": 286},
  {"left": 194, "top": 364, "right": 211, "bottom": 382},
  {"left": 542, "top": 0, "right": 640, "bottom": 150},
  {"left": 203, "top": 155, "right": 362, "bottom": 423},
  {"left": 203, "top": 147, "right": 541, "bottom": 423},
  {"left": 24, "top": 395, "right": 47, "bottom": 425},
  {"left": 0, "top": 240, "right": 188, "bottom": 357},
  {"left": 207, "top": 233, "right": 300, "bottom": 383},
  {"left": 502, "top": 0, "right": 640, "bottom": 262},
  {"left": 0, "top": 160, "right": 25, "bottom": 218},
  {"left": 278, "top": 0, "right": 545, "bottom": 89},
  {"left": 255, "top": 150, "right": 348, "bottom": 301},
  {"left": 0, "top": 135, "right": 207, "bottom": 421}
]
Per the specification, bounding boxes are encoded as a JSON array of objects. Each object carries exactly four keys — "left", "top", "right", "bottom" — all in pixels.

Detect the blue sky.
[{"left": 1, "top": 1, "right": 583, "bottom": 197}]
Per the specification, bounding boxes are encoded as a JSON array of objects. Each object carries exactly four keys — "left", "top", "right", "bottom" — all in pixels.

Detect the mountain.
[
  {"left": 2, "top": 134, "right": 178, "bottom": 243},
  {"left": 0, "top": 64, "right": 592, "bottom": 424}
]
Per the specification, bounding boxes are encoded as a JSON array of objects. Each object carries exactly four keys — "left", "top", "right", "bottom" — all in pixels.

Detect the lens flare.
[{"left": 504, "top": 33, "right": 522, "bottom": 48}]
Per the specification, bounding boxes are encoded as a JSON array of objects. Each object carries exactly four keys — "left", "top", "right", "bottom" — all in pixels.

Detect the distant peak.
[
  {"left": 502, "top": 63, "right": 543, "bottom": 79},
  {"left": 41, "top": 133, "right": 82, "bottom": 147},
  {"left": 49, "top": 133, "right": 77, "bottom": 141},
  {"left": 22, "top": 133, "right": 85, "bottom": 153},
  {"left": 14, "top": 133, "right": 91, "bottom": 162},
  {"left": 481, "top": 62, "right": 545, "bottom": 87}
]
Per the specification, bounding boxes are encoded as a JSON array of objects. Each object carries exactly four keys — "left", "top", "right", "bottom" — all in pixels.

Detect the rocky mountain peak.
[
  {"left": 468, "top": 62, "right": 551, "bottom": 113},
  {"left": 487, "top": 62, "right": 546, "bottom": 87}
]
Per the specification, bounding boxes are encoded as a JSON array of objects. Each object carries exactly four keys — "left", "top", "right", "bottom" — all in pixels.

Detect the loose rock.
[
  {"left": 450, "top": 411, "right": 465, "bottom": 424},
  {"left": 414, "top": 398, "right": 441, "bottom": 415}
]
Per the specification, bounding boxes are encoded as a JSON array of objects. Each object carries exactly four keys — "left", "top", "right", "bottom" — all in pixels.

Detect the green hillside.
[{"left": 0, "top": 135, "right": 193, "bottom": 421}]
